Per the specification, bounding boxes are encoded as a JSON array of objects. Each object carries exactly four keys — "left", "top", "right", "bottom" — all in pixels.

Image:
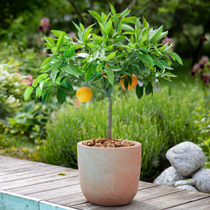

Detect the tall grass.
[{"left": 41, "top": 87, "right": 206, "bottom": 181}]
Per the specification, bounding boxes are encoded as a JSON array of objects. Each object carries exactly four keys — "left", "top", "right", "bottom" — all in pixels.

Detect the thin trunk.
[{"left": 107, "top": 87, "right": 112, "bottom": 140}]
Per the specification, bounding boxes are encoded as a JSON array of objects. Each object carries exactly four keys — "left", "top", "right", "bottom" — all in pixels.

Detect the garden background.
[{"left": 0, "top": 0, "right": 210, "bottom": 182}]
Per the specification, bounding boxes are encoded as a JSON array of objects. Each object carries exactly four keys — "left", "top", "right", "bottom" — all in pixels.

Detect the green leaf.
[
  {"left": 51, "top": 30, "right": 65, "bottom": 37},
  {"left": 85, "top": 69, "right": 92, "bottom": 82},
  {"left": 136, "top": 85, "right": 144, "bottom": 99},
  {"left": 168, "top": 51, "right": 183, "bottom": 65},
  {"left": 106, "top": 68, "right": 114, "bottom": 85},
  {"left": 120, "top": 24, "right": 134, "bottom": 32},
  {"left": 155, "top": 31, "right": 168, "bottom": 42},
  {"left": 60, "top": 64, "right": 83, "bottom": 77},
  {"left": 162, "top": 72, "right": 177, "bottom": 77},
  {"left": 138, "top": 54, "right": 154, "bottom": 67},
  {"left": 106, "top": 51, "right": 117, "bottom": 60},
  {"left": 143, "top": 17, "right": 149, "bottom": 29},
  {"left": 24, "top": 87, "right": 34, "bottom": 101},
  {"left": 88, "top": 10, "right": 102, "bottom": 22},
  {"left": 60, "top": 81, "right": 73, "bottom": 94},
  {"left": 87, "top": 43, "right": 96, "bottom": 49},
  {"left": 109, "top": 3, "right": 119, "bottom": 29},
  {"left": 33, "top": 74, "right": 48, "bottom": 86},
  {"left": 124, "top": 77, "right": 128, "bottom": 89},
  {"left": 57, "top": 33, "right": 64, "bottom": 51},
  {"left": 40, "top": 57, "right": 53, "bottom": 68},
  {"left": 36, "top": 87, "right": 42, "bottom": 98},
  {"left": 51, "top": 61, "right": 62, "bottom": 83},
  {"left": 57, "top": 88, "right": 66, "bottom": 104},
  {"left": 119, "top": 8, "right": 131, "bottom": 18},
  {"left": 66, "top": 44, "right": 77, "bottom": 57},
  {"left": 40, "top": 65, "right": 51, "bottom": 73},
  {"left": 43, "top": 36, "right": 56, "bottom": 48},
  {"left": 145, "top": 83, "right": 153, "bottom": 95},
  {"left": 149, "top": 26, "right": 163, "bottom": 42}
]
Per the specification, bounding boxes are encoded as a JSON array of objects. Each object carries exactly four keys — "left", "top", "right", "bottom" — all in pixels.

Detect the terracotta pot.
[{"left": 77, "top": 140, "right": 141, "bottom": 206}]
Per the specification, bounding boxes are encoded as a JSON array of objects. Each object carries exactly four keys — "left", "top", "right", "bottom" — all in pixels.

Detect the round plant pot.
[{"left": 77, "top": 140, "right": 141, "bottom": 206}]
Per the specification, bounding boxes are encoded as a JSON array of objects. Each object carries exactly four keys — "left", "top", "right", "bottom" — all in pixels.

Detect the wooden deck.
[{"left": 0, "top": 155, "right": 210, "bottom": 210}]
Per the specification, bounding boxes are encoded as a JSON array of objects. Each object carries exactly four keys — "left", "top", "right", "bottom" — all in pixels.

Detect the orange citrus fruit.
[
  {"left": 120, "top": 74, "right": 138, "bottom": 90},
  {"left": 76, "top": 87, "right": 93, "bottom": 102}
]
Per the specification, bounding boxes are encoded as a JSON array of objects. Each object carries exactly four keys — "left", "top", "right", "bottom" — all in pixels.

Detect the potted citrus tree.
[{"left": 24, "top": 3, "right": 182, "bottom": 206}]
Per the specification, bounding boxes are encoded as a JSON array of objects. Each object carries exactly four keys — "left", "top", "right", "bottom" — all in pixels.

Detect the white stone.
[
  {"left": 192, "top": 168, "right": 210, "bottom": 193},
  {"left": 174, "top": 179, "right": 195, "bottom": 187},
  {"left": 153, "top": 166, "right": 184, "bottom": 186},
  {"left": 166, "top": 141, "right": 206, "bottom": 176},
  {"left": 176, "top": 185, "right": 198, "bottom": 192}
]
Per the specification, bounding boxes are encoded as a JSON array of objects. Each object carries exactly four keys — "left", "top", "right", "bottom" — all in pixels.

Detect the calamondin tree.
[{"left": 24, "top": 3, "right": 182, "bottom": 140}]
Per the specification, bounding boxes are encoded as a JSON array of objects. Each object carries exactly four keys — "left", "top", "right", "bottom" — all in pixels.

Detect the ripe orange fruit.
[
  {"left": 120, "top": 75, "right": 138, "bottom": 90},
  {"left": 76, "top": 87, "right": 93, "bottom": 102}
]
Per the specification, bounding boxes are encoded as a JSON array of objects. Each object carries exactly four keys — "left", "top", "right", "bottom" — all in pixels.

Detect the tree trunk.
[{"left": 107, "top": 87, "right": 112, "bottom": 140}]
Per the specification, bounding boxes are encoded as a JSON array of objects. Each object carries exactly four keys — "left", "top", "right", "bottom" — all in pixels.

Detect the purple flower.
[
  {"left": 193, "top": 63, "right": 200, "bottom": 72},
  {"left": 190, "top": 71, "right": 196, "bottom": 76},
  {"left": 200, "top": 73, "right": 204, "bottom": 79},
  {"left": 200, "top": 56, "right": 209, "bottom": 65},
  {"left": 38, "top": 25, "right": 43, "bottom": 32},
  {"left": 41, "top": 17, "right": 50, "bottom": 27},
  {"left": 200, "top": 64, "right": 205, "bottom": 69}
]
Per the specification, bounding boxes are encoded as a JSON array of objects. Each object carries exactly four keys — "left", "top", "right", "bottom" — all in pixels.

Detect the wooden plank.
[
  {"left": 0, "top": 170, "right": 79, "bottom": 190},
  {"left": 48, "top": 192, "right": 87, "bottom": 207},
  {"left": 9, "top": 176, "right": 80, "bottom": 195},
  {"left": 72, "top": 185, "right": 183, "bottom": 210},
  {"left": 27, "top": 184, "right": 82, "bottom": 200},
  {"left": 164, "top": 197, "right": 210, "bottom": 210},
  {"left": 0, "top": 166, "right": 74, "bottom": 183},
  {"left": 109, "top": 190, "right": 210, "bottom": 210},
  {"left": 48, "top": 181, "right": 158, "bottom": 207},
  {"left": 138, "top": 181, "right": 158, "bottom": 190}
]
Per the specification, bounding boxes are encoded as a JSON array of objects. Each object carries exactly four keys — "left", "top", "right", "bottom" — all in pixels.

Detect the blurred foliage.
[
  {"left": 0, "top": 42, "right": 45, "bottom": 77},
  {"left": 0, "top": 59, "right": 27, "bottom": 119},
  {"left": 41, "top": 87, "right": 206, "bottom": 181}
]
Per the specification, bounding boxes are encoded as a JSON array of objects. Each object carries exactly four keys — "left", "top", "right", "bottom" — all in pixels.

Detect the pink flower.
[
  {"left": 41, "top": 17, "right": 50, "bottom": 27},
  {"left": 38, "top": 17, "right": 51, "bottom": 32},
  {"left": 199, "top": 56, "right": 209, "bottom": 65},
  {"left": 193, "top": 63, "right": 200, "bottom": 72},
  {"left": 27, "top": 74, "right": 35, "bottom": 86}
]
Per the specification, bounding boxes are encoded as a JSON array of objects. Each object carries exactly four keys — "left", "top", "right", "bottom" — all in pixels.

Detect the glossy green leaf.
[
  {"left": 145, "top": 83, "right": 153, "bottom": 95},
  {"left": 149, "top": 26, "right": 163, "bottom": 42},
  {"left": 36, "top": 86, "right": 42, "bottom": 98},
  {"left": 57, "top": 88, "right": 66, "bottom": 104},
  {"left": 43, "top": 36, "right": 56, "bottom": 47},
  {"left": 33, "top": 74, "right": 48, "bottom": 86},
  {"left": 168, "top": 51, "right": 183, "bottom": 65},
  {"left": 88, "top": 10, "right": 102, "bottom": 22},
  {"left": 136, "top": 85, "right": 144, "bottom": 99},
  {"left": 60, "top": 64, "right": 83, "bottom": 77},
  {"left": 24, "top": 87, "right": 34, "bottom": 101},
  {"left": 51, "top": 61, "right": 62, "bottom": 83},
  {"left": 66, "top": 44, "right": 77, "bottom": 57},
  {"left": 40, "top": 57, "right": 53, "bottom": 68},
  {"left": 107, "top": 68, "right": 114, "bottom": 85},
  {"left": 106, "top": 51, "right": 117, "bottom": 60},
  {"left": 85, "top": 69, "right": 92, "bottom": 82},
  {"left": 57, "top": 33, "right": 64, "bottom": 51}
]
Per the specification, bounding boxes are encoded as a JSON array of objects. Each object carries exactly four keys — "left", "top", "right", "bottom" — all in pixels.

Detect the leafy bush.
[
  {"left": 0, "top": 42, "right": 45, "bottom": 77},
  {"left": 41, "top": 87, "right": 205, "bottom": 181},
  {"left": 0, "top": 59, "right": 27, "bottom": 119}
]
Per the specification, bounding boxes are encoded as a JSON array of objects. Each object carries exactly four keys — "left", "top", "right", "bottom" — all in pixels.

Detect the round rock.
[
  {"left": 174, "top": 179, "right": 195, "bottom": 187},
  {"left": 166, "top": 141, "right": 206, "bottom": 176},
  {"left": 176, "top": 185, "right": 198, "bottom": 192},
  {"left": 192, "top": 168, "right": 210, "bottom": 193},
  {"left": 153, "top": 166, "right": 184, "bottom": 186}
]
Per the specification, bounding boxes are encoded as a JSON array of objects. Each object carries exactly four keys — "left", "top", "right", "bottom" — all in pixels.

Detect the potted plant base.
[{"left": 77, "top": 138, "right": 141, "bottom": 206}]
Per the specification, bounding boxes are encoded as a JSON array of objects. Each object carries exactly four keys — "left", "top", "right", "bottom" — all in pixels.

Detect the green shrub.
[
  {"left": 41, "top": 87, "right": 206, "bottom": 181},
  {"left": 0, "top": 59, "right": 27, "bottom": 118}
]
